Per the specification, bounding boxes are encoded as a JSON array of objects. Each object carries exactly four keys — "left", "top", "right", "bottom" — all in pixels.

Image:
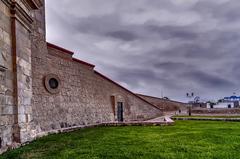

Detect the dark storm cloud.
[
  {"left": 46, "top": 0, "right": 240, "bottom": 101},
  {"left": 106, "top": 65, "right": 183, "bottom": 91},
  {"left": 106, "top": 30, "right": 138, "bottom": 41},
  {"left": 154, "top": 62, "right": 189, "bottom": 70},
  {"left": 73, "top": 14, "right": 121, "bottom": 34},
  {"left": 193, "top": 0, "right": 240, "bottom": 22},
  {"left": 182, "top": 70, "right": 235, "bottom": 89},
  {"left": 146, "top": 25, "right": 199, "bottom": 40}
]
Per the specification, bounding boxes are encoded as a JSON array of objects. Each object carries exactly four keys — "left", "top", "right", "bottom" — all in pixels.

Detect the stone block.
[
  {"left": 0, "top": 94, "right": 5, "bottom": 105},
  {"left": 2, "top": 106, "right": 14, "bottom": 115},
  {"left": 0, "top": 2, "right": 10, "bottom": 16},
  {"left": 18, "top": 106, "right": 25, "bottom": 114},
  {"left": 0, "top": 116, "right": 14, "bottom": 126},
  {"left": 5, "top": 96, "right": 13, "bottom": 105},
  {"left": 0, "top": 84, "right": 6, "bottom": 95},
  {"left": 5, "top": 79, "right": 13, "bottom": 90},
  {"left": 18, "top": 114, "right": 26, "bottom": 123},
  {"left": 23, "top": 97, "right": 31, "bottom": 105},
  {"left": 3, "top": 31, "right": 10, "bottom": 46},
  {"left": 0, "top": 28, "right": 3, "bottom": 41}
]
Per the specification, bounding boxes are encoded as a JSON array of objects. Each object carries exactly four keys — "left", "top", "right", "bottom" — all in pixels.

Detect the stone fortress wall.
[
  {"left": 137, "top": 94, "right": 187, "bottom": 113},
  {"left": 192, "top": 108, "right": 240, "bottom": 115},
  {"left": 0, "top": 0, "right": 14, "bottom": 153},
  {"left": 0, "top": 0, "right": 44, "bottom": 153},
  {"left": 0, "top": 0, "right": 162, "bottom": 153},
  {"left": 30, "top": 42, "right": 162, "bottom": 137}
]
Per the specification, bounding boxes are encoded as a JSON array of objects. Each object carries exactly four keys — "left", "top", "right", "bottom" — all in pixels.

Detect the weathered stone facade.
[
  {"left": 0, "top": 0, "right": 14, "bottom": 153},
  {"left": 30, "top": 44, "right": 162, "bottom": 134},
  {"left": 0, "top": 0, "right": 162, "bottom": 153}
]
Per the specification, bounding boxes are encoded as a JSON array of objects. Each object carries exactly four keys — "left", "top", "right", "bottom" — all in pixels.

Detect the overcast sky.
[{"left": 45, "top": 0, "right": 240, "bottom": 102}]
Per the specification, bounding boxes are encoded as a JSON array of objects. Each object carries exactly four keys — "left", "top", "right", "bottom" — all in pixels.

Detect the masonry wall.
[
  {"left": 28, "top": 1, "right": 162, "bottom": 136},
  {"left": 137, "top": 94, "right": 187, "bottom": 112},
  {"left": 15, "top": 14, "right": 35, "bottom": 145},
  {"left": 30, "top": 0, "right": 49, "bottom": 137},
  {"left": 0, "top": 0, "right": 44, "bottom": 152},
  {"left": 192, "top": 108, "right": 240, "bottom": 115},
  {"left": 0, "top": 0, "right": 162, "bottom": 152},
  {"left": 0, "top": 1, "right": 14, "bottom": 153},
  {"left": 30, "top": 46, "right": 162, "bottom": 134}
]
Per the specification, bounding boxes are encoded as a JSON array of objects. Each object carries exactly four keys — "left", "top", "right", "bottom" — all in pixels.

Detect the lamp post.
[{"left": 186, "top": 92, "right": 194, "bottom": 116}]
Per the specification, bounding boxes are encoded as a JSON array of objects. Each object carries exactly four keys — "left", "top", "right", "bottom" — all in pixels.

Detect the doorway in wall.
[
  {"left": 0, "top": 137, "right": 2, "bottom": 149},
  {"left": 117, "top": 102, "right": 124, "bottom": 122},
  {"left": 228, "top": 104, "right": 231, "bottom": 108}
]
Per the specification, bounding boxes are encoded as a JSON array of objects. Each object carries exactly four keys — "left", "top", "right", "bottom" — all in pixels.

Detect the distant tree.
[
  {"left": 207, "top": 100, "right": 216, "bottom": 104},
  {"left": 163, "top": 97, "right": 169, "bottom": 100},
  {"left": 194, "top": 96, "right": 200, "bottom": 103}
]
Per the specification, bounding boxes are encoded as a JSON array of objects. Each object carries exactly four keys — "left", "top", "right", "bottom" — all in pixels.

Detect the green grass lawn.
[{"left": 1, "top": 121, "right": 240, "bottom": 159}]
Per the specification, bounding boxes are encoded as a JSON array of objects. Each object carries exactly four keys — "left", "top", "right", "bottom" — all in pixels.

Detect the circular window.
[
  {"left": 44, "top": 74, "right": 61, "bottom": 94},
  {"left": 49, "top": 78, "right": 59, "bottom": 89}
]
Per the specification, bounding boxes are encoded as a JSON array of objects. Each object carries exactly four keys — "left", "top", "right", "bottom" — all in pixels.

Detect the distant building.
[
  {"left": 207, "top": 102, "right": 234, "bottom": 109},
  {"left": 206, "top": 95, "right": 240, "bottom": 109},
  {"left": 192, "top": 102, "right": 207, "bottom": 108},
  {"left": 223, "top": 96, "right": 240, "bottom": 102},
  {"left": 223, "top": 96, "right": 240, "bottom": 107}
]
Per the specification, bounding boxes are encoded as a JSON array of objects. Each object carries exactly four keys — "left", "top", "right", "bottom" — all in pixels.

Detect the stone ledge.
[
  {"left": 37, "top": 121, "right": 174, "bottom": 135},
  {"left": 101, "top": 121, "right": 174, "bottom": 127},
  {"left": 25, "top": 0, "right": 42, "bottom": 10}
]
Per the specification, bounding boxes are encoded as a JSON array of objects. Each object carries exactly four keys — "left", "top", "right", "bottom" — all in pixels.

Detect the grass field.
[{"left": 1, "top": 121, "right": 240, "bottom": 159}]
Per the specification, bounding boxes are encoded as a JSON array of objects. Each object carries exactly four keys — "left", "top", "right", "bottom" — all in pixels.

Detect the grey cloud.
[
  {"left": 73, "top": 15, "right": 121, "bottom": 34},
  {"left": 46, "top": 0, "right": 240, "bottom": 101},
  {"left": 146, "top": 25, "right": 199, "bottom": 40},
  {"left": 105, "top": 64, "right": 187, "bottom": 92},
  {"left": 182, "top": 70, "right": 235, "bottom": 89},
  {"left": 153, "top": 62, "right": 194, "bottom": 73},
  {"left": 194, "top": 0, "right": 240, "bottom": 22},
  {"left": 106, "top": 30, "right": 138, "bottom": 41},
  {"left": 154, "top": 62, "right": 188, "bottom": 69}
]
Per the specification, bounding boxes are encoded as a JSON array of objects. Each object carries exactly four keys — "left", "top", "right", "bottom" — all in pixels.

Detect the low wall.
[
  {"left": 137, "top": 94, "right": 187, "bottom": 112},
  {"left": 172, "top": 117, "right": 240, "bottom": 122},
  {"left": 192, "top": 108, "right": 240, "bottom": 115}
]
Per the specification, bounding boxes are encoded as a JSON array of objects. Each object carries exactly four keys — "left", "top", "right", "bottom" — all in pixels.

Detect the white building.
[{"left": 207, "top": 102, "right": 234, "bottom": 109}]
